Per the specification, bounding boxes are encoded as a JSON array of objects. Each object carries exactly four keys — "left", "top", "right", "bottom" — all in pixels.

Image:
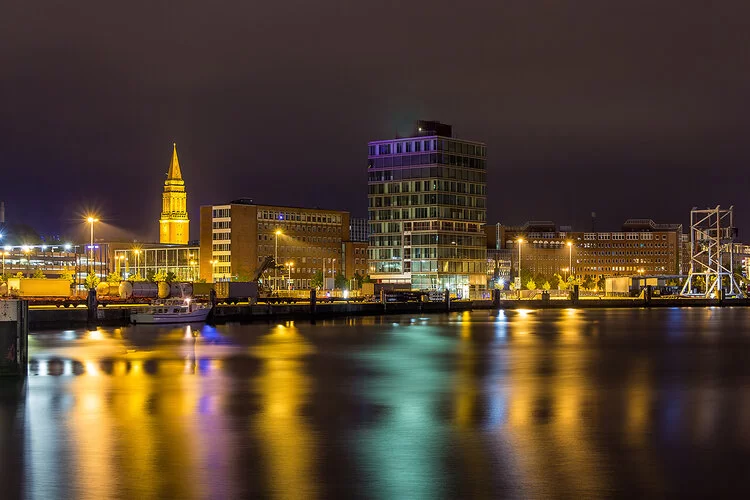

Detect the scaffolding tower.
[{"left": 680, "top": 206, "right": 744, "bottom": 298}]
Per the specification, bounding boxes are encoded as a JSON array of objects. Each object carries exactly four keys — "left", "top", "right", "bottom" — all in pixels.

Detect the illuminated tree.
[
  {"left": 542, "top": 281, "right": 551, "bottom": 291},
  {"left": 106, "top": 272, "right": 120, "bottom": 284},
  {"left": 85, "top": 272, "right": 100, "bottom": 290},
  {"left": 525, "top": 278, "right": 537, "bottom": 290},
  {"left": 31, "top": 269, "right": 46, "bottom": 279}
]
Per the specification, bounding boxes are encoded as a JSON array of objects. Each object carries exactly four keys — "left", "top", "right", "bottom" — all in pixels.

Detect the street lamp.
[
  {"left": 285, "top": 261, "right": 294, "bottom": 290},
  {"left": 86, "top": 216, "right": 99, "bottom": 275},
  {"left": 567, "top": 241, "right": 573, "bottom": 279},
  {"left": 134, "top": 249, "right": 141, "bottom": 279},
  {"left": 275, "top": 229, "right": 282, "bottom": 291},
  {"left": 210, "top": 259, "right": 218, "bottom": 283},
  {"left": 516, "top": 238, "right": 525, "bottom": 289}
]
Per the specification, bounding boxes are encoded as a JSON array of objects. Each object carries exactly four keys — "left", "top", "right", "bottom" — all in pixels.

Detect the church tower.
[{"left": 159, "top": 143, "right": 189, "bottom": 244}]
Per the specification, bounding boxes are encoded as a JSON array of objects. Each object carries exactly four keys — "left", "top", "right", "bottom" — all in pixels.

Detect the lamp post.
[
  {"left": 210, "top": 259, "right": 218, "bottom": 283},
  {"left": 275, "top": 230, "right": 282, "bottom": 291},
  {"left": 134, "top": 249, "right": 141, "bottom": 279},
  {"left": 286, "top": 261, "right": 294, "bottom": 290},
  {"left": 2, "top": 251, "right": 7, "bottom": 279},
  {"left": 567, "top": 241, "right": 573, "bottom": 279},
  {"left": 117, "top": 255, "right": 125, "bottom": 278},
  {"left": 516, "top": 238, "right": 524, "bottom": 291},
  {"left": 87, "top": 216, "right": 99, "bottom": 275}
]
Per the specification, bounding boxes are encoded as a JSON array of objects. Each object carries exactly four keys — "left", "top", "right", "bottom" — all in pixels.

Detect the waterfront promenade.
[{"left": 25, "top": 295, "right": 750, "bottom": 329}]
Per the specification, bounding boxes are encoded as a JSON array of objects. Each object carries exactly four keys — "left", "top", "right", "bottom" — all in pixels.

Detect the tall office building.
[
  {"left": 159, "top": 143, "right": 189, "bottom": 244},
  {"left": 367, "top": 120, "right": 487, "bottom": 296}
]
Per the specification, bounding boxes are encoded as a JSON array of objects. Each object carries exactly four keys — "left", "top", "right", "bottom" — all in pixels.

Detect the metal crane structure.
[{"left": 680, "top": 206, "right": 744, "bottom": 298}]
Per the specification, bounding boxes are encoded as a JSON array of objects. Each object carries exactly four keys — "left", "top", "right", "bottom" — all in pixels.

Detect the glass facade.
[{"left": 367, "top": 131, "right": 487, "bottom": 296}]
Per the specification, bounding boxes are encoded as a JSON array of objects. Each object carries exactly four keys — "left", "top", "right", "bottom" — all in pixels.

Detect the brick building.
[{"left": 200, "top": 200, "right": 358, "bottom": 289}]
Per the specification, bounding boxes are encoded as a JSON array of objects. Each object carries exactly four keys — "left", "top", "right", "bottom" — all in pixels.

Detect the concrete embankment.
[{"left": 27, "top": 297, "right": 750, "bottom": 330}]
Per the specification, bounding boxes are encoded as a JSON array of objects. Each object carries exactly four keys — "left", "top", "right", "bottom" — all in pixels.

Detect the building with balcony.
[{"left": 367, "top": 120, "right": 487, "bottom": 297}]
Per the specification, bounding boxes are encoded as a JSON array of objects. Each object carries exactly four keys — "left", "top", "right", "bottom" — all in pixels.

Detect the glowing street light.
[
  {"left": 86, "top": 216, "right": 99, "bottom": 275},
  {"left": 567, "top": 241, "right": 573, "bottom": 278},
  {"left": 516, "top": 238, "right": 525, "bottom": 291},
  {"left": 274, "top": 229, "right": 282, "bottom": 291},
  {"left": 210, "top": 259, "right": 218, "bottom": 283},
  {"left": 285, "top": 261, "right": 294, "bottom": 290}
]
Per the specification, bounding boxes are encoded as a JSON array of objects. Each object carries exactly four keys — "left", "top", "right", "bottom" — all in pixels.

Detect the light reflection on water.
[{"left": 1, "top": 309, "right": 750, "bottom": 498}]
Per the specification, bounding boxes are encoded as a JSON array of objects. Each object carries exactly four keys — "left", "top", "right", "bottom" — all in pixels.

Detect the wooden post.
[{"left": 0, "top": 300, "right": 28, "bottom": 377}]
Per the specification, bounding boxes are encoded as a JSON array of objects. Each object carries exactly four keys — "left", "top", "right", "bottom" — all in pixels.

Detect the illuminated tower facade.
[{"left": 159, "top": 143, "right": 190, "bottom": 244}]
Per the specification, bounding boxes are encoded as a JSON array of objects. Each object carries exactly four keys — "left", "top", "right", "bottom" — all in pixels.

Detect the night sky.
[{"left": 2, "top": 1, "right": 750, "bottom": 241}]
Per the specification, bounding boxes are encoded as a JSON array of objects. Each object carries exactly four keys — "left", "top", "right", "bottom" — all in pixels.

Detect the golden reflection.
[
  {"left": 452, "top": 312, "right": 496, "bottom": 497},
  {"left": 252, "top": 323, "right": 318, "bottom": 499}
]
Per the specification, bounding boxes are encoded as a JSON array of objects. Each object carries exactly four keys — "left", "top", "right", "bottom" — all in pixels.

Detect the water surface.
[{"left": 2, "top": 308, "right": 750, "bottom": 499}]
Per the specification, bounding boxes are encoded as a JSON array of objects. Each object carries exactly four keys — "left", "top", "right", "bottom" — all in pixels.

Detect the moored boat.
[{"left": 130, "top": 298, "right": 211, "bottom": 324}]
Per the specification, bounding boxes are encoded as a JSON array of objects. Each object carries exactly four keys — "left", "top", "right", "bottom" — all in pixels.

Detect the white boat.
[{"left": 130, "top": 298, "right": 212, "bottom": 324}]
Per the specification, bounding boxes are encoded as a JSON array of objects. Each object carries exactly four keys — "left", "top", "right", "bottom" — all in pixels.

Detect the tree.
[
  {"left": 362, "top": 274, "right": 373, "bottom": 283},
  {"left": 352, "top": 271, "right": 365, "bottom": 288},
  {"left": 130, "top": 273, "right": 145, "bottom": 282},
  {"left": 85, "top": 272, "right": 100, "bottom": 290},
  {"left": 334, "top": 272, "right": 347, "bottom": 290},
  {"left": 582, "top": 276, "right": 596, "bottom": 290},
  {"left": 534, "top": 273, "right": 546, "bottom": 289},
  {"left": 310, "top": 270, "right": 323, "bottom": 289},
  {"left": 550, "top": 273, "right": 561, "bottom": 290},
  {"left": 106, "top": 272, "right": 121, "bottom": 284},
  {"left": 13, "top": 272, "right": 23, "bottom": 280},
  {"left": 525, "top": 278, "right": 537, "bottom": 290},
  {"left": 166, "top": 271, "right": 177, "bottom": 283},
  {"left": 542, "top": 281, "right": 551, "bottom": 291},
  {"left": 146, "top": 270, "right": 157, "bottom": 282},
  {"left": 59, "top": 271, "right": 74, "bottom": 283},
  {"left": 509, "top": 281, "right": 516, "bottom": 291},
  {"left": 31, "top": 269, "right": 46, "bottom": 279}
]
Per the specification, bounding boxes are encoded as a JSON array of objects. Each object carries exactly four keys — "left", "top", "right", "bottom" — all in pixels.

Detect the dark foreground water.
[{"left": 2, "top": 308, "right": 750, "bottom": 499}]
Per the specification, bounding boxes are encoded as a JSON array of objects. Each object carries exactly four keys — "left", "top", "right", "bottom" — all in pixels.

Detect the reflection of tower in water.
[{"left": 252, "top": 322, "right": 318, "bottom": 499}]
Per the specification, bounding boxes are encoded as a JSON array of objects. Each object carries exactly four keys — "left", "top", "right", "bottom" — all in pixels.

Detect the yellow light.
[
  {"left": 275, "top": 230, "right": 282, "bottom": 235},
  {"left": 567, "top": 241, "right": 572, "bottom": 247},
  {"left": 516, "top": 238, "right": 524, "bottom": 243},
  {"left": 86, "top": 216, "right": 99, "bottom": 223}
]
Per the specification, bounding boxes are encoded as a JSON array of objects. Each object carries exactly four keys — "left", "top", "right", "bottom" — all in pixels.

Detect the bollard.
[
  {"left": 0, "top": 300, "right": 29, "bottom": 377},
  {"left": 445, "top": 288, "right": 451, "bottom": 312},
  {"left": 310, "top": 288, "right": 317, "bottom": 316},
  {"left": 644, "top": 285, "right": 652, "bottom": 306},
  {"left": 86, "top": 288, "right": 98, "bottom": 324},
  {"left": 492, "top": 288, "right": 500, "bottom": 308}
]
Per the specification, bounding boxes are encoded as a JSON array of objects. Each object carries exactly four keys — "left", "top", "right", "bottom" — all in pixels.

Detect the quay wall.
[{"left": 26, "top": 297, "right": 750, "bottom": 330}]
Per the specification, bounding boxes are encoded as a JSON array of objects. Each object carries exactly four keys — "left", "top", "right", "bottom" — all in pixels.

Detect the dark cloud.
[{"left": 2, "top": 1, "right": 750, "bottom": 237}]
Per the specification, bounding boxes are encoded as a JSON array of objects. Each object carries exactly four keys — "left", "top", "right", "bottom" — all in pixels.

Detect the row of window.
[
  {"left": 257, "top": 223, "right": 341, "bottom": 234},
  {"left": 369, "top": 208, "right": 486, "bottom": 222},
  {"left": 212, "top": 208, "right": 230, "bottom": 218},
  {"left": 257, "top": 211, "right": 342, "bottom": 224},
  {"left": 370, "top": 194, "right": 485, "bottom": 208},
  {"left": 583, "top": 233, "right": 670, "bottom": 240},
  {"left": 368, "top": 153, "right": 487, "bottom": 171},
  {"left": 372, "top": 180, "right": 486, "bottom": 195},
  {"left": 257, "top": 235, "right": 341, "bottom": 245},
  {"left": 369, "top": 140, "right": 486, "bottom": 157}
]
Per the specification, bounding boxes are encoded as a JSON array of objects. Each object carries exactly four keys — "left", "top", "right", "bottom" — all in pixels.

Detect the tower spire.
[{"left": 167, "top": 142, "right": 183, "bottom": 180}]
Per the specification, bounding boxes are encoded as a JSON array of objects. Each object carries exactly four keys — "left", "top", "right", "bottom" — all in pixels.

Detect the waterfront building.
[
  {"left": 0, "top": 244, "right": 76, "bottom": 279},
  {"left": 112, "top": 244, "right": 200, "bottom": 282},
  {"left": 493, "top": 219, "right": 683, "bottom": 284},
  {"left": 199, "top": 200, "right": 350, "bottom": 288},
  {"left": 367, "top": 120, "right": 487, "bottom": 297},
  {"left": 159, "top": 143, "right": 190, "bottom": 245}
]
